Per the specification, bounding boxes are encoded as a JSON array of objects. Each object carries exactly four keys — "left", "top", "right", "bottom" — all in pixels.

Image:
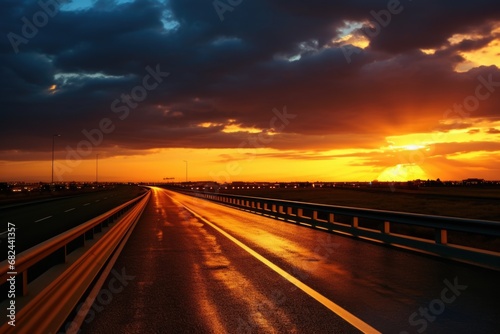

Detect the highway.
[
  {"left": 0, "top": 185, "right": 147, "bottom": 258},
  {"left": 77, "top": 187, "right": 499, "bottom": 333}
]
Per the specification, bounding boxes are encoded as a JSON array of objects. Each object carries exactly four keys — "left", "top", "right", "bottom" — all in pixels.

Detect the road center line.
[
  {"left": 35, "top": 216, "right": 52, "bottom": 222},
  {"left": 176, "top": 198, "right": 381, "bottom": 334},
  {"left": 64, "top": 208, "right": 76, "bottom": 212}
]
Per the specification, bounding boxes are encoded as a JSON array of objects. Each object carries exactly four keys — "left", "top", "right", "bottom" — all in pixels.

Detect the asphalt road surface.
[
  {"left": 79, "top": 187, "right": 500, "bottom": 333},
  {"left": 0, "top": 185, "right": 147, "bottom": 259}
]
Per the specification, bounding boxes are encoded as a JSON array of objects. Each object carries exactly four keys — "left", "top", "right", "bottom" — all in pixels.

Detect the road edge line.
[{"left": 171, "top": 195, "right": 381, "bottom": 334}]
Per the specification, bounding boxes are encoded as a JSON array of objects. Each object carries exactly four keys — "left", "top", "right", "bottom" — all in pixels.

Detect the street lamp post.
[
  {"left": 183, "top": 160, "right": 188, "bottom": 183},
  {"left": 51, "top": 134, "right": 61, "bottom": 184}
]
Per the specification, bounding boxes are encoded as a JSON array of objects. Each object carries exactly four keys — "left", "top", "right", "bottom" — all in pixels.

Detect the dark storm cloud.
[{"left": 1, "top": 0, "right": 499, "bottom": 160}]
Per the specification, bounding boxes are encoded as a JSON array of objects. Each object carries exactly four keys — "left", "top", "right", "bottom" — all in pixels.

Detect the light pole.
[
  {"left": 96, "top": 154, "right": 99, "bottom": 185},
  {"left": 51, "top": 134, "right": 61, "bottom": 184},
  {"left": 183, "top": 160, "right": 188, "bottom": 183}
]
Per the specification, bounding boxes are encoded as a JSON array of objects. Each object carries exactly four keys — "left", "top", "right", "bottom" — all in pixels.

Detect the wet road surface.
[{"left": 80, "top": 187, "right": 500, "bottom": 333}]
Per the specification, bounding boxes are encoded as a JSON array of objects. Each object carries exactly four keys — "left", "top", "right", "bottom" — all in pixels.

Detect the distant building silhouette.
[{"left": 462, "top": 178, "right": 485, "bottom": 185}]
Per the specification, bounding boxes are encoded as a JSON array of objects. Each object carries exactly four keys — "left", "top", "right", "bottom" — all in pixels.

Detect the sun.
[
  {"left": 402, "top": 144, "right": 425, "bottom": 151},
  {"left": 377, "top": 164, "right": 428, "bottom": 182}
]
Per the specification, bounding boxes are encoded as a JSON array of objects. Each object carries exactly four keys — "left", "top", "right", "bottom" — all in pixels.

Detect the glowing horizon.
[{"left": 1, "top": 2, "right": 499, "bottom": 183}]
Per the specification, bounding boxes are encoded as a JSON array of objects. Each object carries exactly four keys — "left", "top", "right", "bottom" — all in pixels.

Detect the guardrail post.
[
  {"left": 297, "top": 208, "right": 303, "bottom": 217},
  {"left": 287, "top": 207, "right": 295, "bottom": 216},
  {"left": 14, "top": 271, "right": 29, "bottom": 296},
  {"left": 329, "top": 213, "right": 335, "bottom": 223},
  {"left": 383, "top": 221, "right": 390, "bottom": 234},
  {"left": 312, "top": 211, "right": 328, "bottom": 223},
  {"left": 435, "top": 229, "right": 448, "bottom": 245},
  {"left": 353, "top": 217, "right": 358, "bottom": 228}
]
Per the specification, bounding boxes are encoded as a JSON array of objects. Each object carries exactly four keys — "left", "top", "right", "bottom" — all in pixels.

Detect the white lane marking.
[
  {"left": 83, "top": 203, "right": 90, "bottom": 206},
  {"left": 64, "top": 208, "right": 76, "bottom": 212},
  {"left": 95, "top": 199, "right": 100, "bottom": 202},
  {"left": 35, "top": 216, "right": 52, "bottom": 222},
  {"left": 104, "top": 197, "right": 108, "bottom": 200},
  {"left": 0, "top": 228, "right": 17, "bottom": 236},
  {"left": 177, "top": 199, "right": 381, "bottom": 334}
]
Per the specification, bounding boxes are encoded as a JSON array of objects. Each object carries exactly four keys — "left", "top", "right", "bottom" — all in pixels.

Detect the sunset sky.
[{"left": 1, "top": 0, "right": 499, "bottom": 182}]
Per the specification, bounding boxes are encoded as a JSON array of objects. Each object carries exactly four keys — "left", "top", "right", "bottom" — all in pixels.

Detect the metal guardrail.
[
  {"left": 0, "top": 189, "right": 151, "bottom": 333},
  {"left": 176, "top": 189, "right": 500, "bottom": 270}
]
